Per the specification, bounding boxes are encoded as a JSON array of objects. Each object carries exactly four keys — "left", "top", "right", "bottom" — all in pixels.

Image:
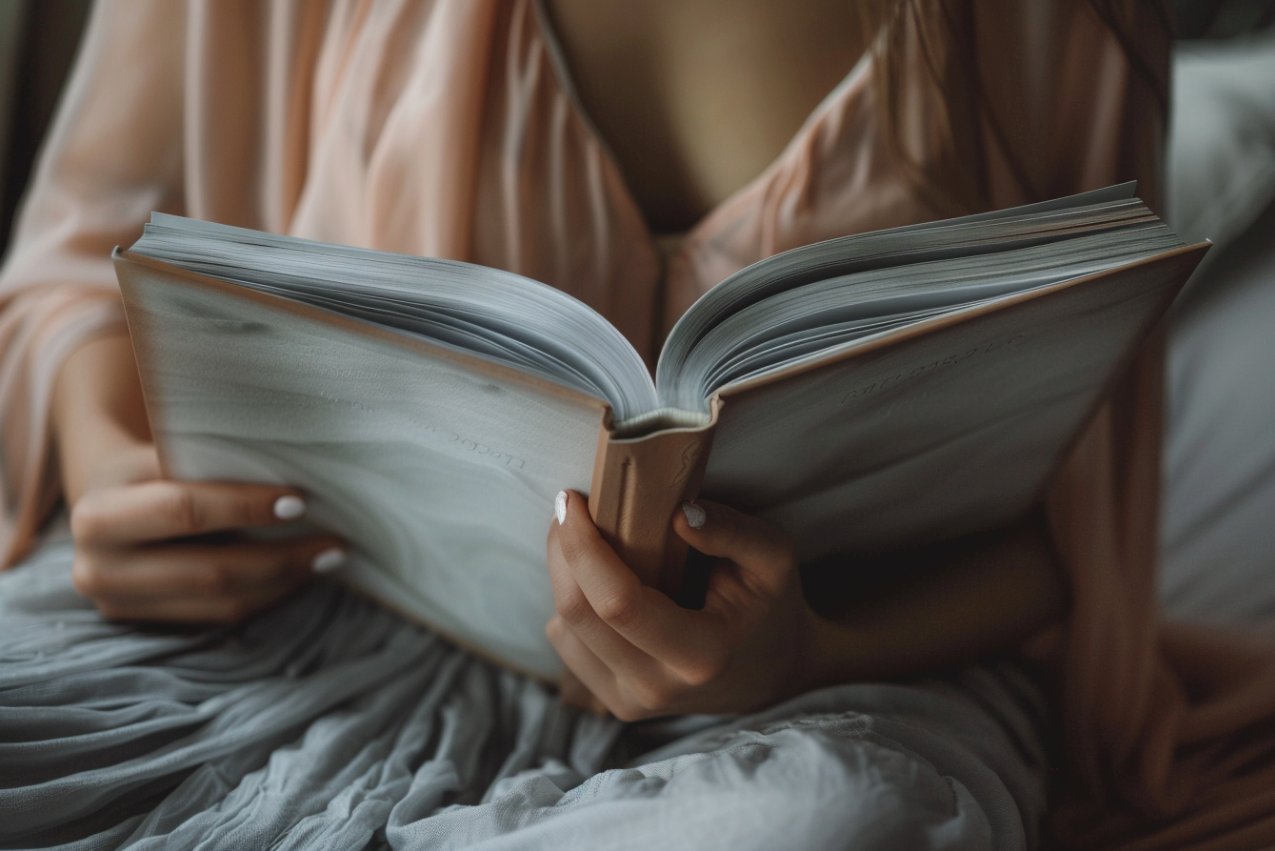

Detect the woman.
[{"left": 1, "top": 1, "right": 1273, "bottom": 848}]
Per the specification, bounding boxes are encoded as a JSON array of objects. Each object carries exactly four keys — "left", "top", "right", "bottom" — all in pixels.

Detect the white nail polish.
[
  {"left": 554, "top": 491, "right": 568, "bottom": 525},
  {"left": 311, "top": 547, "right": 346, "bottom": 574},
  {"left": 273, "top": 495, "right": 306, "bottom": 520},
  {"left": 682, "top": 501, "right": 706, "bottom": 529}
]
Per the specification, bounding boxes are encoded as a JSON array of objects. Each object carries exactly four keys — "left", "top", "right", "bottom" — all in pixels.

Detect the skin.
[
  {"left": 543, "top": 0, "right": 871, "bottom": 231},
  {"left": 547, "top": 492, "right": 1062, "bottom": 720},
  {"left": 49, "top": 0, "right": 1065, "bottom": 715},
  {"left": 54, "top": 333, "right": 341, "bottom": 622}
]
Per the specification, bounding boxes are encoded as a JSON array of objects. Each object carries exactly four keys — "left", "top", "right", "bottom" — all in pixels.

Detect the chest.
[{"left": 541, "top": 0, "right": 868, "bottom": 232}]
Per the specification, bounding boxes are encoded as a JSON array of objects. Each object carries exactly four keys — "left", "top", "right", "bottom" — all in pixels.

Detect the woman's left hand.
[{"left": 545, "top": 490, "right": 817, "bottom": 720}]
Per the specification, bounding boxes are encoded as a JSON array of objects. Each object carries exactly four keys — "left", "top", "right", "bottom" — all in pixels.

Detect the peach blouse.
[{"left": 1, "top": 1, "right": 1272, "bottom": 847}]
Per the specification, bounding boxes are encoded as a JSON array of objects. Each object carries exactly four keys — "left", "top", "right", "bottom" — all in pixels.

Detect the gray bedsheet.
[{"left": 0, "top": 534, "right": 1048, "bottom": 850}]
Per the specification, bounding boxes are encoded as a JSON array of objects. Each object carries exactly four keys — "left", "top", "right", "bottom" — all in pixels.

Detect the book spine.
[{"left": 587, "top": 406, "right": 719, "bottom": 596}]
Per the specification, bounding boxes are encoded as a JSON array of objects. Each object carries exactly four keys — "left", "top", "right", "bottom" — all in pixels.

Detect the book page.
[
  {"left": 133, "top": 214, "right": 658, "bottom": 423},
  {"left": 673, "top": 225, "right": 1181, "bottom": 408},
  {"left": 121, "top": 258, "right": 608, "bottom": 679},
  {"left": 702, "top": 247, "right": 1204, "bottom": 562},
  {"left": 656, "top": 185, "right": 1144, "bottom": 402}
]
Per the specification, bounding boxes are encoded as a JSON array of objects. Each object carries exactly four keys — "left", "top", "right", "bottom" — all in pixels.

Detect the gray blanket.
[{"left": 0, "top": 534, "right": 1048, "bottom": 850}]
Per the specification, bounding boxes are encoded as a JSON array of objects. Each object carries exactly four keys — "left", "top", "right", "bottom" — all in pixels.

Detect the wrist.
[{"left": 792, "top": 602, "right": 862, "bottom": 695}]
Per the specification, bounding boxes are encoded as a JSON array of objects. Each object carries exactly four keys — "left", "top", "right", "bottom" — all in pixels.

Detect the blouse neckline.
[{"left": 527, "top": 0, "right": 875, "bottom": 248}]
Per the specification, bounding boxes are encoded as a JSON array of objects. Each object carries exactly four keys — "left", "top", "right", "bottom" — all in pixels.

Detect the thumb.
[{"left": 672, "top": 500, "right": 795, "bottom": 593}]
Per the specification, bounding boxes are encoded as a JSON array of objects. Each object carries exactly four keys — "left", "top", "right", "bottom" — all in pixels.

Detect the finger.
[
  {"left": 546, "top": 615, "right": 618, "bottom": 709},
  {"left": 549, "top": 617, "right": 686, "bottom": 722},
  {"left": 76, "top": 536, "right": 344, "bottom": 600},
  {"left": 557, "top": 661, "right": 609, "bottom": 715},
  {"left": 672, "top": 500, "right": 795, "bottom": 595},
  {"left": 94, "top": 582, "right": 297, "bottom": 624},
  {"left": 73, "top": 481, "right": 310, "bottom": 545},
  {"left": 547, "top": 518, "right": 661, "bottom": 675},
  {"left": 553, "top": 490, "right": 714, "bottom": 671}
]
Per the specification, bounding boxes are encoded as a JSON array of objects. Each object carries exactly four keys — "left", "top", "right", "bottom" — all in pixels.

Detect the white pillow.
[{"left": 1167, "top": 30, "right": 1275, "bottom": 251}]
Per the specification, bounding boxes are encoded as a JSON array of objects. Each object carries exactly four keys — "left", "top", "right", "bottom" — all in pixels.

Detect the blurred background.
[{"left": 0, "top": 0, "right": 90, "bottom": 246}]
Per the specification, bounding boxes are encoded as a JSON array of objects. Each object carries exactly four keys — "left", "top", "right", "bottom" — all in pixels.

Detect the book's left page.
[{"left": 118, "top": 253, "right": 611, "bottom": 680}]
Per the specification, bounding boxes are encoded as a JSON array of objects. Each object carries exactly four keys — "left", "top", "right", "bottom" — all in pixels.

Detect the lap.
[
  {"left": 0, "top": 534, "right": 1048, "bottom": 851},
  {"left": 404, "top": 668, "right": 1047, "bottom": 851}
]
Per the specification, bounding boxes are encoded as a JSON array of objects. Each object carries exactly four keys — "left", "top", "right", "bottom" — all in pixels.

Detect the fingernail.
[
  {"left": 311, "top": 547, "right": 346, "bottom": 574},
  {"left": 273, "top": 495, "right": 306, "bottom": 521},
  {"left": 682, "top": 501, "right": 706, "bottom": 529},
  {"left": 554, "top": 491, "right": 568, "bottom": 526}
]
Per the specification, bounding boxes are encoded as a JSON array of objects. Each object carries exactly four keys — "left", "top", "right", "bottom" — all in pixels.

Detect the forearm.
[
  {"left": 52, "top": 332, "right": 153, "bottom": 505},
  {"left": 799, "top": 513, "right": 1065, "bottom": 688}
]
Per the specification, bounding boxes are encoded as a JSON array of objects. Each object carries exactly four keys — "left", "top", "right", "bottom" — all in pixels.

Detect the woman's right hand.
[{"left": 55, "top": 332, "right": 345, "bottom": 623}]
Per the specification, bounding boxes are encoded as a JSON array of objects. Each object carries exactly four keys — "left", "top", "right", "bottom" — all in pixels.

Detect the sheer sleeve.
[
  {"left": 867, "top": 0, "right": 1167, "bottom": 216},
  {"left": 0, "top": 0, "right": 185, "bottom": 567},
  {"left": 972, "top": 2, "right": 1169, "bottom": 212},
  {"left": 966, "top": 4, "right": 1275, "bottom": 847}
]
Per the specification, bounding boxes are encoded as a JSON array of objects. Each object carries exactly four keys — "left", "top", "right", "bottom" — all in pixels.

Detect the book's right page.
[{"left": 701, "top": 245, "right": 1206, "bottom": 562}]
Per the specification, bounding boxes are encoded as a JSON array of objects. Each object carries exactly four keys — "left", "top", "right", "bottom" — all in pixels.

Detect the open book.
[{"left": 115, "top": 185, "right": 1206, "bottom": 678}]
